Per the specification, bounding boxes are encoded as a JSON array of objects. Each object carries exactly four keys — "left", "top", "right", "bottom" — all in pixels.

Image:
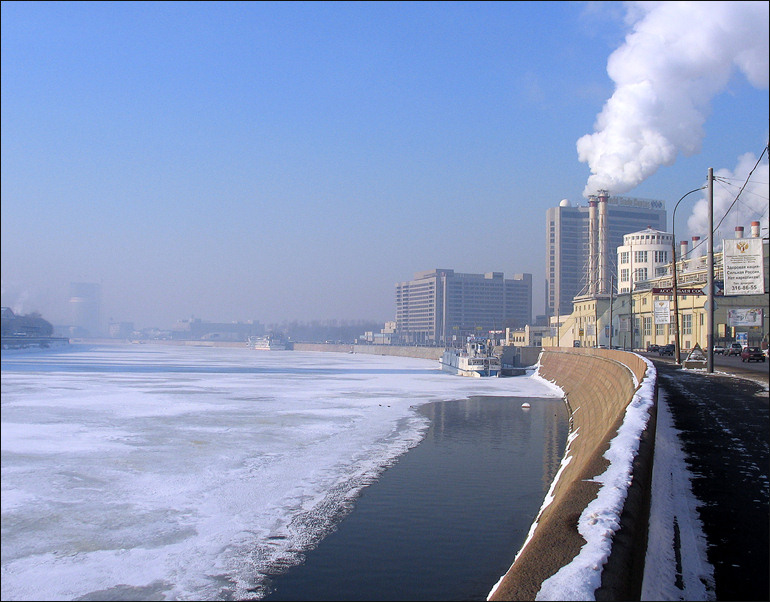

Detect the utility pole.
[
  {"left": 672, "top": 237, "right": 681, "bottom": 364},
  {"left": 629, "top": 242, "right": 633, "bottom": 351},
  {"left": 707, "top": 167, "right": 715, "bottom": 373},
  {"left": 609, "top": 275, "right": 614, "bottom": 349}
]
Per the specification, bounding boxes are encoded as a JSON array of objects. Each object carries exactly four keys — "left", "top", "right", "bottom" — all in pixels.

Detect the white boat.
[
  {"left": 439, "top": 340, "right": 501, "bottom": 377},
  {"left": 248, "top": 335, "right": 287, "bottom": 350}
]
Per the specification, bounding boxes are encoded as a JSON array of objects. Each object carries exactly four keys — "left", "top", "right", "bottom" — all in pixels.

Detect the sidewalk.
[{"left": 651, "top": 358, "right": 769, "bottom": 601}]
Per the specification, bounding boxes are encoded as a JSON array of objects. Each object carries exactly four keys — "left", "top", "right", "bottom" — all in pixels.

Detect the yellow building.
[
  {"left": 543, "top": 230, "right": 769, "bottom": 352},
  {"left": 504, "top": 324, "right": 550, "bottom": 347}
]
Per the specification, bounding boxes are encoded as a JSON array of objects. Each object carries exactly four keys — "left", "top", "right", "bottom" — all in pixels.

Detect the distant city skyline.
[{"left": 2, "top": 2, "right": 768, "bottom": 329}]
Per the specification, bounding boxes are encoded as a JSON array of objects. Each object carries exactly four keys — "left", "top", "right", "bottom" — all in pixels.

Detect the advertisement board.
[
  {"left": 723, "top": 238, "right": 765, "bottom": 295},
  {"left": 653, "top": 300, "right": 670, "bottom": 324},
  {"left": 728, "top": 308, "right": 763, "bottom": 327}
]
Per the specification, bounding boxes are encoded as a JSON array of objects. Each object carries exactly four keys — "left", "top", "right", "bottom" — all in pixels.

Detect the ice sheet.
[{"left": 2, "top": 344, "right": 560, "bottom": 601}]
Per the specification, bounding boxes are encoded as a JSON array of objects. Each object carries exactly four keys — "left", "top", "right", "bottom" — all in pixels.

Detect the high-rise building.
[
  {"left": 395, "top": 269, "right": 532, "bottom": 345},
  {"left": 546, "top": 194, "right": 666, "bottom": 319},
  {"left": 68, "top": 282, "right": 101, "bottom": 337}
]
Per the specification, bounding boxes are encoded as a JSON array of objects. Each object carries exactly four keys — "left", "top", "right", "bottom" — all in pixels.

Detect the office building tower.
[
  {"left": 395, "top": 269, "right": 532, "bottom": 345},
  {"left": 546, "top": 194, "right": 666, "bottom": 318},
  {"left": 69, "top": 282, "right": 101, "bottom": 337}
]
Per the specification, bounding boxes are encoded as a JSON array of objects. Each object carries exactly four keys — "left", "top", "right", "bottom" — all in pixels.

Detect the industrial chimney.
[
  {"left": 735, "top": 226, "right": 744, "bottom": 239},
  {"left": 588, "top": 196, "right": 598, "bottom": 296},
  {"left": 751, "top": 221, "right": 760, "bottom": 238},
  {"left": 597, "top": 190, "right": 609, "bottom": 295},
  {"left": 691, "top": 235, "right": 702, "bottom": 259}
]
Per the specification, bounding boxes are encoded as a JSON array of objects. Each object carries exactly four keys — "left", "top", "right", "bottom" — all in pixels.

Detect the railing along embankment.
[{"left": 489, "top": 347, "right": 657, "bottom": 601}]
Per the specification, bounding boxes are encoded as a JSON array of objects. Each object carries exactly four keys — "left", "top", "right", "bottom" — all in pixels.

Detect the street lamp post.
[{"left": 671, "top": 186, "right": 707, "bottom": 364}]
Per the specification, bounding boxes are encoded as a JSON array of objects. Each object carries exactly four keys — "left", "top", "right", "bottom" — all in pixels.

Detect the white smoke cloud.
[
  {"left": 1, "top": 282, "right": 33, "bottom": 316},
  {"left": 686, "top": 152, "right": 769, "bottom": 248},
  {"left": 577, "top": 1, "right": 769, "bottom": 197}
]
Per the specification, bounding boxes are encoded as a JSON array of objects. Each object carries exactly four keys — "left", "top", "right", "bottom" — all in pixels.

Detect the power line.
[{"left": 712, "top": 144, "right": 769, "bottom": 234}]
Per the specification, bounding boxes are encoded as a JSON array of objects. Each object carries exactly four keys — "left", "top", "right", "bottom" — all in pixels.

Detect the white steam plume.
[
  {"left": 577, "top": 1, "right": 769, "bottom": 197},
  {"left": 686, "top": 152, "right": 769, "bottom": 247}
]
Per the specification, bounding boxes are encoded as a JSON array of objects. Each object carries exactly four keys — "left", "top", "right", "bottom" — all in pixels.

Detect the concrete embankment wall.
[
  {"left": 489, "top": 347, "right": 656, "bottom": 601},
  {"left": 292, "top": 342, "right": 444, "bottom": 360}
]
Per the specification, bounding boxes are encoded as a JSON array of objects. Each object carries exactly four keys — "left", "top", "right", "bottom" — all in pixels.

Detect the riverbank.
[{"left": 488, "top": 348, "right": 655, "bottom": 601}]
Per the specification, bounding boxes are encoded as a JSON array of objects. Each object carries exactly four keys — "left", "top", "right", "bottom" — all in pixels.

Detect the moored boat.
[
  {"left": 248, "top": 335, "right": 287, "bottom": 350},
  {"left": 439, "top": 339, "right": 501, "bottom": 377}
]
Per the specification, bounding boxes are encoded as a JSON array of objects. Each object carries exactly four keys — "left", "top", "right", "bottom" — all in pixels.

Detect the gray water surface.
[{"left": 264, "top": 395, "right": 569, "bottom": 601}]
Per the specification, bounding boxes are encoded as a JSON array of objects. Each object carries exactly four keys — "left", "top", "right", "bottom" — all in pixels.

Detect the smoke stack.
[
  {"left": 691, "top": 235, "right": 703, "bottom": 259},
  {"left": 751, "top": 221, "right": 760, "bottom": 238},
  {"left": 735, "top": 226, "right": 744, "bottom": 239},
  {"left": 588, "top": 196, "right": 598, "bottom": 296},
  {"left": 597, "top": 190, "right": 609, "bottom": 295},
  {"left": 680, "top": 240, "right": 688, "bottom": 259}
]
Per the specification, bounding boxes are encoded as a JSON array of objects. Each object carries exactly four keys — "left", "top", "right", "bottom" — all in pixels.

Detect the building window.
[
  {"left": 644, "top": 317, "right": 651, "bottom": 336},
  {"left": 683, "top": 314, "right": 692, "bottom": 335},
  {"left": 620, "top": 251, "right": 629, "bottom": 264},
  {"left": 634, "top": 250, "right": 648, "bottom": 263},
  {"left": 656, "top": 322, "right": 666, "bottom": 336}
]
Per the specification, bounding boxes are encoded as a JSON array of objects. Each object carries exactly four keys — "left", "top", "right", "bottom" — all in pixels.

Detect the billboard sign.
[
  {"left": 653, "top": 300, "right": 670, "bottom": 324},
  {"left": 723, "top": 238, "right": 765, "bottom": 295},
  {"left": 728, "top": 308, "right": 763, "bottom": 327}
]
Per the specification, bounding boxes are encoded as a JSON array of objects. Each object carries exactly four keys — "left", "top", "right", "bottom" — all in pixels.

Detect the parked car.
[
  {"left": 726, "top": 342, "right": 744, "bottom": 356},
  {"left": 647, "top": 344, "right": 660, "bottom": 352},
  {"left": 740, "top": 346, "right": 766, "bottom": 363},
  {"left": 713, "top": 345, "right": 726, "bottom": 355},
  {"left": 659, "top": 343, "right": 675, "bottom": 356}
]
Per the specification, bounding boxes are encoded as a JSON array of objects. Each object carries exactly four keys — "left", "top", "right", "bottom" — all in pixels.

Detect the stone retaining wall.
[
  {"left": 292, "top": 342, "right": 444, "bottom": 360},
  {"left": 489, "top": 347, "right": 656, "bottom": 601}
]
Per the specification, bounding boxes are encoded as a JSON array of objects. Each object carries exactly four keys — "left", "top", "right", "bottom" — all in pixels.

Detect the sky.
[{"left": 2, "top": 1, "right": 768, "bottom": 330}]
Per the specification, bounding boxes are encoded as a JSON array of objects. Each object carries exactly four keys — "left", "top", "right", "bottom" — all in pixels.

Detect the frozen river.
[{"left": 1, "top": 343, "right": 565, "bottom": 601}]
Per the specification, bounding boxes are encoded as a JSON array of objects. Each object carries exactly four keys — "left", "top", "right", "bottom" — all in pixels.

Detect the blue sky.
[{"left": 2, "top": 1, "right": 768, "bottom": 329}]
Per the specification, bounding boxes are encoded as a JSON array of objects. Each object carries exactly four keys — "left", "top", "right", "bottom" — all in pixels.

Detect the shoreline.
[
  {"left": 489, "top": 348, "right": 654, "bottom": 601},
  {"left": 264, "top": 394, "right": 570, "bottom": 601}
]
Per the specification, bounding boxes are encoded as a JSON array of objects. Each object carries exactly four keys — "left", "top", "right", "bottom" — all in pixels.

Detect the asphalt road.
[{"left": 646, "top": 353, "right": 769, "bottom": 601}]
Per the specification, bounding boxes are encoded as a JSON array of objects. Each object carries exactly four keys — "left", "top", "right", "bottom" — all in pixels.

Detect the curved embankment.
[
  {"left": 489, "top": 347, "right": 657, "bottom": 601},
  {"left": 293, "top": 343, "right": 657, "bottom": 600}
]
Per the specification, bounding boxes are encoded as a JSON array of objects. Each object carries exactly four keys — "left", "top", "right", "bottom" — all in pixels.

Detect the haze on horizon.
[{"left": 2, "top": 1, "right": 768, "bottom": 331}]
